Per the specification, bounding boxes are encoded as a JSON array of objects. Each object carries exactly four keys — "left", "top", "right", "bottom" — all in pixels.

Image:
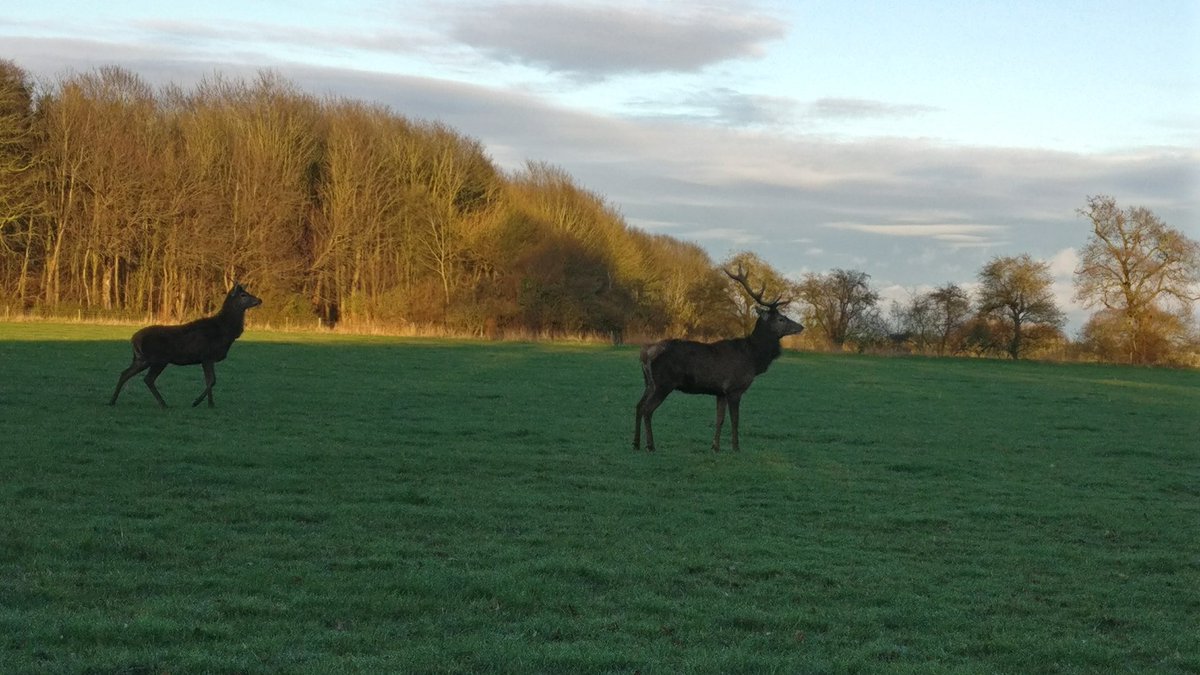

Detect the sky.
[{"left": 3, "top": 0, "right": 1199, "bottom": 332}]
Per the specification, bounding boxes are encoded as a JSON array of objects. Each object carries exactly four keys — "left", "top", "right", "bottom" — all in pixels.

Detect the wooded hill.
[{"left": 0, "top": 62, "right": 756, "bottom": 340}]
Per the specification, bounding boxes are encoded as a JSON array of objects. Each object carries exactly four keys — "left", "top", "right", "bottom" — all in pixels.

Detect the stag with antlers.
[{"left": 633, "top": 267, "right": 804, "bottom": 452}]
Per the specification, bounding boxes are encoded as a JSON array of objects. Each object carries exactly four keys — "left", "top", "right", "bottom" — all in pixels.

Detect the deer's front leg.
[
  {"left": 712, "top": 395, "right": 727, "bottom": 452},
  {"left": 193, "top": 361, "right": 216, "bottom": 407},
  {"left": 728, "top": 394, "right": 742, "bottom": 452}
]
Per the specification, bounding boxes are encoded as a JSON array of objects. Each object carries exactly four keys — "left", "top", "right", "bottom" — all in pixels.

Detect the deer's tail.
[{"left": 640, "top": 341, "right": 667, "bottom": 387}]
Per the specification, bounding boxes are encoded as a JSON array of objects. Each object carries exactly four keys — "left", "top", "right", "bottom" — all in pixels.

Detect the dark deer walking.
[
  {"left": 634, "top": 268, "right": 803, "bottom": 452},
  {"left": 109, "top": 283, "right": 262, "bottom": 408}
]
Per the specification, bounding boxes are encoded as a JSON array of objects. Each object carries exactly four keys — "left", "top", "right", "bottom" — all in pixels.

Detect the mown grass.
[{"left": 1, "top": 322, "right": 1197, "bottom": 673}]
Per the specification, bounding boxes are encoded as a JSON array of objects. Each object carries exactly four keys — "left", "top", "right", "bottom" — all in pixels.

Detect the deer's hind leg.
[
  {"left": 143, "top": 363, "right": 169, "bottom": 408},
  {"left": 192, "top": 361, "right": 216, "bottom": 408},
  {"left": 637, "top": 387, "right": 670, "bottom": 452},
  {"left": 634, "top": 385, "right": 654, "bottom": 450},
  {"left": 110, "top": 356, "right": 150, "bottom": 405},
  {"left": 635, "top": 347, "right": 667, "bottom": 451}
]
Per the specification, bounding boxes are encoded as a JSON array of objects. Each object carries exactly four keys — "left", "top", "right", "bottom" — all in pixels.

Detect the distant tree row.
[
  {"left": 0, "top": 61, "right": 1195, "bottom": 364},
  {"left": 880, "top": 255, "right": 1067, "bottom": 360},
  {"left": 0, "top": 62, "right": 751, "bottom": 340},
  {"left": 805, "top": 201, "right": 1199, "bottom": 365}
]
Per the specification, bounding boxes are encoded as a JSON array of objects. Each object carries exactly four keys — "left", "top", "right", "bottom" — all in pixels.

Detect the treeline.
[
  {"left": 796, "top": 230, "right": 1198, "bottom": 366},
  {"left": 0, "top": 62, "right": 750, "bottom": 340},
  {"left": 1, "top": 62, "right": 1196, "bottom": 364}
]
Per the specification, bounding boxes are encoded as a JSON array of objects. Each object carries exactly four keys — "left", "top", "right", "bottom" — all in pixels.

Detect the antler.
[{"left": 724, "top": 266, "right": 788, "bottom": 309}]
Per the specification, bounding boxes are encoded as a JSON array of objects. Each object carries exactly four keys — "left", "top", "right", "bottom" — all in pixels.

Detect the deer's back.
[{"left": 133, "top": 316, "right": 239, "bottom": 366}]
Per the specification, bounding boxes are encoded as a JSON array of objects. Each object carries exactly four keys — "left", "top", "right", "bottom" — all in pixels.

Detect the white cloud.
[
  {"left": 649, "top": 88, "right": 799, "bottom": 128},
  {"left": 824, "top": 223, "right": 1005, "bottom": 238},
  {"left": 823, "top": 223, "right": 1008, "bottom": 248},
  {"left": 626, "top": 217, "right": 680, "bottom": 231},
  {"left": 685, "top": 227, "right": 764, "bottom": 245},
  {"left": 442, "top": 2, "right": 787, "bottom": 80},
  {"left": 1046, "top": 247, "right": 1080, "bottom": 279},
  {"left": 808, "top": 98, "right": 940, "bottom": 120}
]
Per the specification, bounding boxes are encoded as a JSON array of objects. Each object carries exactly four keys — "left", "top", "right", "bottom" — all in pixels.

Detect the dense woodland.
[
  {"left": 0, "top": 63, "right": 746, "bottom": 340},
  {"left": 1, "top": 62, "right": 1197, "bottom": 363}
]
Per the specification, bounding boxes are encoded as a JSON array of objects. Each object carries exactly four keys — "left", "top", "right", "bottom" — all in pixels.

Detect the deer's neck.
[
  {"left": 746, "top": 320, "right": 783, "bottom": 374},
  {"left": 216, "top": 303, "right": 247, "bottom": 339}
]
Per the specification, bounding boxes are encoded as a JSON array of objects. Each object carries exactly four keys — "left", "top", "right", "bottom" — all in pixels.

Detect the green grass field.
[{"left": 1, "top": 322, "right": 1197, "bottom": 673}]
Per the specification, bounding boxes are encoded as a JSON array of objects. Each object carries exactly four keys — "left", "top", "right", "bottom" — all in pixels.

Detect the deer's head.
[
  {"left": 226, "top": 283, "right": 263, "bottom": 311},
  {"left": 725, "top": 267, "right": 804, "bottom": 337}
]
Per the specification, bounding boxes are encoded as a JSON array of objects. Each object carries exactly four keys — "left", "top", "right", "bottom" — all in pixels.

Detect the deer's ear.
[{"left": 755, "top": 306, "right": 770, "bottom": 319}]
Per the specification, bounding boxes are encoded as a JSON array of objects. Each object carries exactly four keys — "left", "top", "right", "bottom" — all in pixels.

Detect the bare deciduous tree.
[
  {"left": 928, "top": 283, "right": 972, "bottom": 355},
  {"left": 0, "top": 60, "right": 39, "bottom": 306},
  {"left": 976, "top": 254, "right": 1064, "bottom": 360},
  {"left": 797, "top": 269, "right": 880, "bottom": 349},
  {"left": 1075, "top": 195, "right": 1200, "bottom": 364}
]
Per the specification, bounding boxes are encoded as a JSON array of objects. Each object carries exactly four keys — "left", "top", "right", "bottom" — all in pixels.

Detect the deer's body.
[
  {"left": 634, "top": 269, "right": 803, "bottom": 452},
  {"left": 109, "top": 284, "right": 261, "bottom": 408},
  {"left": 644, "top": 330, "right": 782, "bottom": 396}
]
